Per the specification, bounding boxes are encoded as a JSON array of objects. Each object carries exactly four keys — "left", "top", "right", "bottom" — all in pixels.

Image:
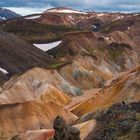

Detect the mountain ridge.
[{"left": 0, "top": 7, "right": 20, "bottom": 21}]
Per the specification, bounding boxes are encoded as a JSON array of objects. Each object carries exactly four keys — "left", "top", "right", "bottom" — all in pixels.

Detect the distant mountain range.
[{"left": 0, "top": 7, "right": 20, "bottom": 20}]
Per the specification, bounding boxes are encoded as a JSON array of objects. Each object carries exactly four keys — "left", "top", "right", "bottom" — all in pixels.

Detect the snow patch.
[
  {"left": 68, "top": 15, "right": 75, "bottom": 21},
  {"left": 47, "top": 9, "right": 86, "bottom": 14},
  {"left": 33, "top": 41, "right": 62, "bottom": 51},
  {"left": 0, "top": 68, "right": 9, "bottom": 74},
  {"left": 92, "top": 25, "right": 97, "bottom": 28},
  {"left": 134, "top": 14, "right": 138, "bottom": 16},
  {"left": 128, "top": 27, "right": 130, "bottom": 30},
  {"left": 113, "top": 15, "right": 124, "bottom": 21},
  {"left": 25, "top": 15, "right": 41, "bottom": 19},
  {"left": 0, "top": 16, "right": 6, "bottom": 20},
  {"left": 105, "top": 37, "right": 110, "bottom": 40},
  {"left": 97, "top": 13, "right": 105, "bottom": 17}
]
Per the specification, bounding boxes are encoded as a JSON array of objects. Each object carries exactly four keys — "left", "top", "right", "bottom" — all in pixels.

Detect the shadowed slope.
[{"left": 0, "top": 31, "right": 55, "bottom": 75}]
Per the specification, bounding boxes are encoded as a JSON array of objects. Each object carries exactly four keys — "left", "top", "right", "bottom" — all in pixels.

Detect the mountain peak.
[{"left": 0, "top": 7, "right": 20, "bottom": 20}]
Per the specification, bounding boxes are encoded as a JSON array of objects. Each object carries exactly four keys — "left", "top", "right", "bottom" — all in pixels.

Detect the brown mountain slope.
[
  {"left": 1, "top": 67, "right": 83, "bottom": 97},
  {"left": 33, "top": 13, "right": 76, "bottom": 25},
  {"left": 126, "top": 16, "right": 140, "bottom": 47},
  {"left": 0, "top": 101, "right": 77, "bottom": 139},
  {"left": 0, "top": 18, "right": 79, "bottom": 43},
  {"left": 77, "top": 12, "right": 131, "bottom": 30},
  {"left": 47, "top": 31, "right": 139, "bottom": 89},
  {"left": 99, "top": 14, "right": 140, "bottom": 52},
  {"left": 47, "top": 31, "right": 139, "bottom": 64},
  {"left": 99, "top": 14, "right": 139, "bottom": 34},
  {"left": 68, "top": 65, "right": 140, "bottom": 117},
  {"left": 0, "top": 67, "right": 80, "bottom": 139},
  {"left": 107, "top": 30, "right": 140, "bottom": 54}
]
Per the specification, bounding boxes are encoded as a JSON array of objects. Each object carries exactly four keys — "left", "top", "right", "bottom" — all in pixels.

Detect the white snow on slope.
[
  {"left": 105, "top": 37, "right": 110, "bottom": 40},
  {"left": 134, "top": 14, "right": 138, "bottom": 16},
  {"left": 68, "top": 15, "right": 75, "bottom": 21},
  {"left": 97, "top": 13, "right": 105, "bottom": 17},
  {"left": 25, "top": 15, "right": 41, "bottom": 19},
  {"left": 0, "top": 68, "right": 8, "bottom": 74},
  {"left": 113, "top": 15, "right": 124, "bottom": 21},
  {"left": 33, "top": 41, "right": 62, "bottom": 51},
  {"left": 47, "top": 9, "right": 86, "bottom": 14},
  {"left": 92, "top": 25, "right": 97, "bottom": 28},
  {"left": 0, "top": 16, "right": 6, "bottom": 20}
]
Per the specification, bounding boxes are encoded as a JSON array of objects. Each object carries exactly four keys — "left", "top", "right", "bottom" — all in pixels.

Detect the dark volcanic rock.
[
  {"left": 85, "top": 101, "right": 140, "bottom": 140},
  {"left": 53, "top": 116, "right": 80, "bottom": 140},
  {"left": 0, "top": 71, "right": 9, "bottom": 85}
]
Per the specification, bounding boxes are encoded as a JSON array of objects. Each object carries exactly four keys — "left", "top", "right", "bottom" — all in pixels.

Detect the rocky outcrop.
[
  {"left": 74, "top": 120, "right": 96, "bottom": 140},
  {"left": 85, "top": 101, "right": 140, "bottom": 140},
  {"left": 53, "top": 116, "right": 80, "bottom": 140}
]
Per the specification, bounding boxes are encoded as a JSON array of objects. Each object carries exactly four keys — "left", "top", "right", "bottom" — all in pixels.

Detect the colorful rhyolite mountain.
[{"left": 0, "top": 7, "right": 139, "bottom": 140}]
